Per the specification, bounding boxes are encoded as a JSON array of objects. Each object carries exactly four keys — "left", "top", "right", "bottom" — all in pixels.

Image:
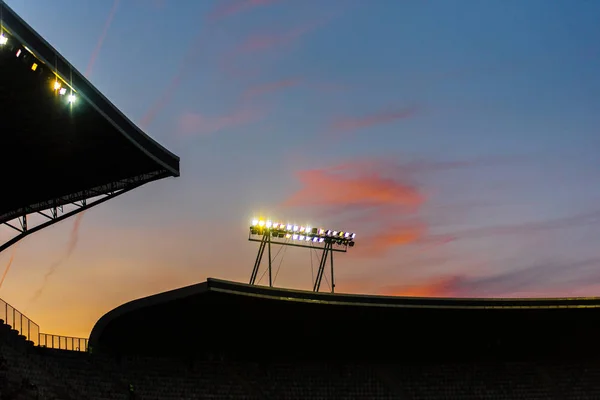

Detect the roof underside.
[
  {"left": 0, "top": 2, "right": 179, "bottom": 224},
  {"left": 89, "top": 279, "right": 600, "bottom": 359}
]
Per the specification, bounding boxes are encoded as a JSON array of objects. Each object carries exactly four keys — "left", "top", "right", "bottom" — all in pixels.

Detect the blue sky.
[{"left": 1, "top": 0, "right": 599, "bottom": 337}]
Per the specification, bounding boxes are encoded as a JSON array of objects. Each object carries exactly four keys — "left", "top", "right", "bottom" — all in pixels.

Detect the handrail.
[
  {"left": 0, "top": 298, "right": 39, "bottom": 345},
  {"left": 0, "top": 296, "right": 87, "bottom": 352},
  {"left": 39, "top": 333, "right": 88, "bottom": 352}
]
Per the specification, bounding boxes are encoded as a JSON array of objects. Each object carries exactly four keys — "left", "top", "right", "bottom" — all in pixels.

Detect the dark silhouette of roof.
[
  {"left": 0, "top": 1, "right": 179, "bottom": 227},
  {"left": 89, "top": 278, "right": 600, "bottom": 360}
]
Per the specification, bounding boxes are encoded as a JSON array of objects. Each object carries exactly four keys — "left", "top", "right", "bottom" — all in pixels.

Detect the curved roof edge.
[
  {"left": 0, "top": 1, "right": 179, "bottom": 177},
  {"left": 89, "top": 277, "right": 600, "bottom": 347},
  {"left": 89, "top": 281, "right": 209, "bottom": 347},
  {"left": 207, "top": 278, "right": 600, "bottom": 309}
]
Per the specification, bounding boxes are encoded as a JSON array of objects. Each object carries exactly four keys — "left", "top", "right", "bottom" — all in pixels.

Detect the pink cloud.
[
  {"left": 178, "top": 107, "right": 266, "bottom": 136},
  {"left": 207, "top": 0, "right": 279, "bottom": 21},
  {"left": 329, "top": 106, "right": 419, "bottom": 134},
  {"left": 242, "top": 78, "right": 301, "bottom": 98},
  {"left": 282, "top": 160, "right": 427, "bottom": 256}
]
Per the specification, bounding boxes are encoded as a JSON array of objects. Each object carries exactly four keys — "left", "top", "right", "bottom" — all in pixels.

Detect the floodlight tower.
[{"left": 248, "top": 219, "right": 356, "bottom": 293}]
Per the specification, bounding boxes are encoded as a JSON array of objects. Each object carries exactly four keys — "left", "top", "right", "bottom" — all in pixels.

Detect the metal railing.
[
  {"left": 39, "top": 333, "right": 88, "bottom": 352},
  {"left": 0, "top": 298, "right": 39, "bottom": 345}
]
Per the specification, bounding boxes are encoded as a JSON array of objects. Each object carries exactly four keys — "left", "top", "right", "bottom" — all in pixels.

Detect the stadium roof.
[
  {"left": 89, "top": 278, "right": 600, "bottom": 360},
  {"left": 0, "top": 2, "right": 179, "bottom": 252}
]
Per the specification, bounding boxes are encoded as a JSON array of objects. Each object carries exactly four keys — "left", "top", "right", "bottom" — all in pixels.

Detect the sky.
[{"left": 0, "top": 0, "right": 599, "bottom": 338}]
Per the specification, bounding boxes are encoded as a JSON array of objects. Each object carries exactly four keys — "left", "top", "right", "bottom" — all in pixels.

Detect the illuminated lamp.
[
  {"left": 67, "top": 94, "right": 76, "bottom": 103},
  {"left": 0, "top": 35, "right": 7, "bottom": 45},
  {"left": 248, "top": 217, "right": 357, "bottom": 293}
]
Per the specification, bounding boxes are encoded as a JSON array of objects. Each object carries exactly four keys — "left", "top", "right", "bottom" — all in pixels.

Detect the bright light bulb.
[
  {"left": 251, "top": 219, "right": 258, "bottom": 226},
  {"left": 266, "top": 221, "right": 272, "bottom": 228},
  {"left": 292, "top": 234, "right": 298, "bottom": 240},
  {"left": 319, "top": 238, "right": 324, "bottom": 243},
  {"left": 0, "top": 35, "right": 7, "bottom": 45},
  {"left": 258, "top": 220, "right": 265, "bottom": 227},
  {"left": 285, "top": 234, "right": 291, "bottom": 239},
  {"left": 305, "top": 226, "right": 312, "bottom": 233},
  {"left": 293, "top": 226, "right": 299, "bottom": 232},
  {"left": 286, "top": 224, "right": 292, "bottom": 231},
  {"left": 67, "top": 94, "right": 76, "bottom": 103},
  {"left": 319, "top": 229, "right": 325, "bottom": 235},
  {"left": 53, "top": 81, "right": 61, "bottom": 90}
]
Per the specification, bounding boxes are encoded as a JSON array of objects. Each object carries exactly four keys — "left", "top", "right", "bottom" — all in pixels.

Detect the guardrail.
[
  {"left": 0, "top": 297, "right": 88, "bottom": 351},
  {"left": 39, "top": 333, "right": 88, "bottom": 352},
  {"left": 0, "top": 298, "right": 39, "bottom": 345}
]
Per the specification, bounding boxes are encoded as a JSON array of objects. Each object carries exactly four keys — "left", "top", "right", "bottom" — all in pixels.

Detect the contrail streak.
[
  {"left": 0, "top": 246, "right": 17, "bottom": 291},
  {"left": 85, "top": 0, "right": 121, "bottom": 78},
  {"left": 28, "top": 212, "right": 85, "bottom": 306}
]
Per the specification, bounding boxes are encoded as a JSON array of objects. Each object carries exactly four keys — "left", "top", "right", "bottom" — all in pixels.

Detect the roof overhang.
[
  {"left": 0, "top": 1, "right": 180, "bottom": 252},
  {"left": 89, "top": 279, "right": 600, "bottom": 360}
]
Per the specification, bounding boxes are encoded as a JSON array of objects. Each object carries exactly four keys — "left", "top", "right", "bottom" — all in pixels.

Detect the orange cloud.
[
  {"left": 178, "top": 107, "right": 266, "bottom": 136},
  {"left": 380, "top": 276, "right": 461, "bottom": 297},
  {"left": 329, "top": 105, "right": 418, "bottom": 135},
  {"left": 284, "top": 167, "right": 423, "bottom": 209},
  {"left": 283, "top": 161, "right": 427, "bottom": 255}
]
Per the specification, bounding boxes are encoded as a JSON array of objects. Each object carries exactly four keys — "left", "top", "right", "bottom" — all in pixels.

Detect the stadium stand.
[
  {"left": 3, "top": 279, "right": 600, "bottom": 399},
  {"left": 0, "top": 0, "right": 180, "bottom": 254}
]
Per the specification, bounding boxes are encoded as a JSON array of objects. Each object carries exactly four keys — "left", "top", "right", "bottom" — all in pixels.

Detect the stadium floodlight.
[
  {"left": 248, "top": 218, "right": 356, "bottom": 293},
  {"left": 1, "top": 29, "right": 77, "bottom": 107}
]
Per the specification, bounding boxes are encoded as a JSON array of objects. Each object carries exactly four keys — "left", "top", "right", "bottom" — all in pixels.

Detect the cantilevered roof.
[
  {"left": 0, "top": 1, "right": 179, "bottom": 245},
  {"left": 89, "top": 278, "right": 600, "bottom": 360}
]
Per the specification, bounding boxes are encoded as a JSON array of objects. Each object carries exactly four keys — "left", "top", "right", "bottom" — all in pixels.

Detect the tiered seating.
[{"left": 4, "top": 314, "right": 600, "bottom": 399}]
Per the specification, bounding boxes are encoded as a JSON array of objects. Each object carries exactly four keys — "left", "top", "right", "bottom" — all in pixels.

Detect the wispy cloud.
[
  {"left": 177, "top": 106, "right": 267, "bottom": 136},
  {"left": 207, "top": 0, "right": 280, "bottom": 21},
  {"left": 242, "top": 78, "right": 301, "bottom": 99},
  {"left": 379, "top": 257, "right": 600, "bottom": 298},
  {"left": 434, "top": 208, "right": 600, "bottom": 244},
  {"left": 221, "top": 19, "right": 323, "bottom": 75},
  {"left": 283, "top": 160, "right": 426, "bottom": 255},
  {"left": 329, "top": 105, "right": 419, "bottom": 135}
]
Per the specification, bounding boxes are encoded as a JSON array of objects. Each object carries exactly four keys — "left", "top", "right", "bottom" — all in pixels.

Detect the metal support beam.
[
  {"left": 0, "top": 171, "right": 168, "bottom": 255},
  {"left": 313, "top": 241, "right": 334, "bottom": 292},
  {"left": 249, "top": 233, "right": 274, "bottom": 287},
  {"left": 248, "top": 230, "right": 350, "bottom": 291},
  {"left": 249, "top": 233, "right": 267, "bottom": 285}
]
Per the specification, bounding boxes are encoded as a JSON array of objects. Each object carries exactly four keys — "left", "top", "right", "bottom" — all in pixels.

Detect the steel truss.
[
  {"left": 249, "top": 233, "right": 347, "bottom": 293},
  {"left": 0, "top": 171, "right": 168, "bottom": 254}
]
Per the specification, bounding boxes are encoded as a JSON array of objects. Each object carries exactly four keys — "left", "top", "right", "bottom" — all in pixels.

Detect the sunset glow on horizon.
[{"left": 1, "top": 0, "right": 600, "bottom": 339}]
